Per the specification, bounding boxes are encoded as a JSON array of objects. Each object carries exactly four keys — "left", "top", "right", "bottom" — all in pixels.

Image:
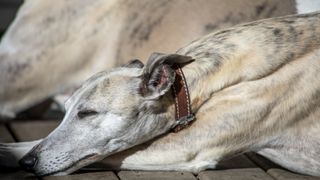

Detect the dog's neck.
[{"left": 178, "top": 55, "right": 234, "bottom": 115}]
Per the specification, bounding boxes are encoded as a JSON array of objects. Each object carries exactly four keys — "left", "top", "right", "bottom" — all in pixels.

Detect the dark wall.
[{"left": 0, "top": 0, "right": 23, "bottom": 38}]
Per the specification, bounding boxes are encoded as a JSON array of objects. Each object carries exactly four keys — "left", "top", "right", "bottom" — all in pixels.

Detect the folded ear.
[
  {"left": 123, "top": 59, "right": 144, "bottom": 68},
  {"left": 144, "top": 53, "right": 194, "bottom": 75},
  {"left": 140, "top": 52, "right": 193, "bottom": 99}
]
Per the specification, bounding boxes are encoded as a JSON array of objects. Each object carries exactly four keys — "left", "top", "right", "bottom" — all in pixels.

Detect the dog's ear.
[
  {"left": 144, "top": 53, "right": 193, "bottom": 75},
  {"left": 140, "top": 52, "right": 193, "bottom": 99},
  {"left": 123, "top": 59, "right": 144, "bottom": 68}
]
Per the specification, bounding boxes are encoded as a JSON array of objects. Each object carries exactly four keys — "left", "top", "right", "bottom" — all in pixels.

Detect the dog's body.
[
  {"left": 0, "top": 0, "right": 297, "bottom": 119},
  {"left": 104, "top": 12, "right": 320, "bottom": 176},
  {"left": 1, "top": 12, "right": 320, "bottom": 177}
]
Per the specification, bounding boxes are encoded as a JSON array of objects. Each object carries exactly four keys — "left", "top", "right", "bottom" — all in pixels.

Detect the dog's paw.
[
  {"left": 0, "top": 143, "right": 22, "bottom": 168},
  {"left": 0, "top": 109, "right": 16, "bottom": 122},
  {"left": 0, "top": 140, "right": 42, "bottom": 168},
  {"left": 191, "top": 161, "right": 217, "bottom": 174}
]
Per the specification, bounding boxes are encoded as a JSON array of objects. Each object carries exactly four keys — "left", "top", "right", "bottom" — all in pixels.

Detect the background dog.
[{"left": 0, "top": 0, "right": 298, "bottom": 119}]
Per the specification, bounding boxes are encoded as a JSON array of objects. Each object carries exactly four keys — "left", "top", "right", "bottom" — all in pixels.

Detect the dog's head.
[{"left": 19, "top": 53, "right": 193, "bottom": 176}]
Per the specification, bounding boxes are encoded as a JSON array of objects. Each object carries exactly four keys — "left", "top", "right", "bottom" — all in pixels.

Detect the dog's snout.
[{"left": 19, "top": 154, "right": 38, "bottom": 172}]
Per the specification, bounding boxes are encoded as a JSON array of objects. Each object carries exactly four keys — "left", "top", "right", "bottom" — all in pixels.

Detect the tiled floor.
[{"left": 0, "top": 119, "right": 319, "bottom": 180}]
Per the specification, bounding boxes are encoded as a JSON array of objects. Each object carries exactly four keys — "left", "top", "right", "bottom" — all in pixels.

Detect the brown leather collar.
[{"left": 171, "top": 64, "right": 195, "bottom": 132}]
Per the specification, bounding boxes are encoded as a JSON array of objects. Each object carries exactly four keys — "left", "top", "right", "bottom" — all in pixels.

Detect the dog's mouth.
[{"left": 38, "top": 153, "right": 99, "bottom": 176}]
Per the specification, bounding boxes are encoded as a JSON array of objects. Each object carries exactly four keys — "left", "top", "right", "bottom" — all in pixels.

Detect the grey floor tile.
[{"left": 198, "top": 168, "right": 274, "bottom": 180}]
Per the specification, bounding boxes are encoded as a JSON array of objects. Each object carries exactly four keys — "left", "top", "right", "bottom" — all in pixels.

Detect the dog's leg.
[
  {"left": 101, "top": 142, "right": 218, "bottom": 173},
  {"left": 257, "top": 126, "right": 320, "bottom": 176},
  {"left": 120, "top": 161, "right": 216, "bottom": 173},
  {"left": 0, "top": 139, "right": 42, "bottom": 167}
]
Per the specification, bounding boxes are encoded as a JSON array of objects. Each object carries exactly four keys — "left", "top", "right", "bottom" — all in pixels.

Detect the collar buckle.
[{"left": 176, "top": 114, "right": 195, "bottom": 126}]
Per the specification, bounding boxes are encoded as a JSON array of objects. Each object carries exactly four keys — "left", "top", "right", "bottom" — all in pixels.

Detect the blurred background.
[{"left": 0, "top": 0, "right": 23, "bottom": 39}]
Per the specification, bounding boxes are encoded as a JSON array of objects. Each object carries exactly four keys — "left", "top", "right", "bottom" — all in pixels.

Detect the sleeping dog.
[{"left": 1, "top": 11, "right": 320, "bottom": 177}]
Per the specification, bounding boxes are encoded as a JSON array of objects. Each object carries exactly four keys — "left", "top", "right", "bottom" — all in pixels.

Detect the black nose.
[{"left": 19, "top": 154, "right": 38, "bottom": 172}]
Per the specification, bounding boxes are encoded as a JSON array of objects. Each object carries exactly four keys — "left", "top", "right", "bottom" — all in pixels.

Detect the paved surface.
[{"left": 0, "top": 119, "right": 319, "bottom": 180}]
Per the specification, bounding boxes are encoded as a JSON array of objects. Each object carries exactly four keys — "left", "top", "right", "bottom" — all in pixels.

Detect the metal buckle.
[{"left": 176, "top": 114, "right": 195, "bottom": 126}]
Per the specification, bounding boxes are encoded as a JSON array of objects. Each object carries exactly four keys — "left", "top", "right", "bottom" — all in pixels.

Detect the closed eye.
[{"left": 77, "top": 109, "right": 98, "bottom": 119}]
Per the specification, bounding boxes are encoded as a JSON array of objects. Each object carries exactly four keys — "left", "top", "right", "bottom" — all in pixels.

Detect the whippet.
[
  {"left": 1, "top": 11, "right": 320, "bottom": 177},
  {"left": 0, "top": 0, "right": 297, "bottom": 119}
]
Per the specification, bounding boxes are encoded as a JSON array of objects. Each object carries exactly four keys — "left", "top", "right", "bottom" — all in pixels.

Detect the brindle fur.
[
  {"left": 1, "top": 12, "right": 320, "bottom": 177},
  {"left": 0, "top": 0, "right": 296, "bottom": 119}
]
